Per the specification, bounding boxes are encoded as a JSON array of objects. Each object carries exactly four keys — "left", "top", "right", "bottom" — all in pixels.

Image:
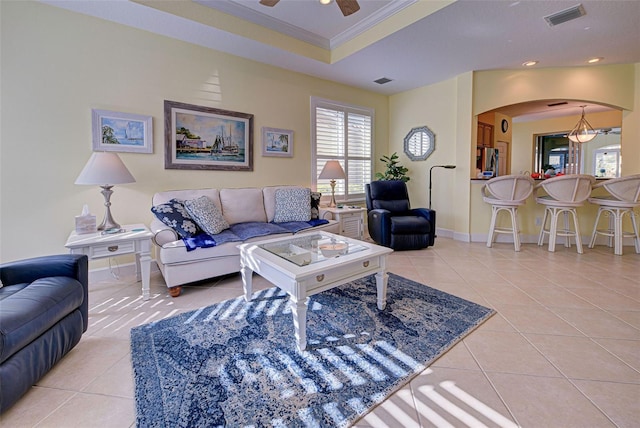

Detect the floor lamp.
[{"left": 429, "top": 165, "right": 456, "bottom": 210}]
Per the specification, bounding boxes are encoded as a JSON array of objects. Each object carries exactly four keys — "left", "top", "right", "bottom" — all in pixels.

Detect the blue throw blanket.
[
  {"left": 182, "top": 220, "right": 329, "bottom": 251},
  {"left": 230, "top": 222, "right": 288, "bottom": 240},
  {"left": 276, "top": 219, "right": 328, "bottom": 233}
]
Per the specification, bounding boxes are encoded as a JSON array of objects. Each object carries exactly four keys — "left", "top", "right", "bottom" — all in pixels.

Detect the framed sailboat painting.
[
  {"left": 92, "top": 109, "right": 153, "bottom": 154},
  {"left": 164, "top": 100, "right": 253, "bottom": 171},
  {"left": 262, "top": 127, "right": 293, "bottom": 158}
]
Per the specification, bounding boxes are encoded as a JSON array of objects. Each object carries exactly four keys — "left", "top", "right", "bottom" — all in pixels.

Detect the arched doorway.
[{"left": 477, "top": 100, "right": 622, "bottom": 177}]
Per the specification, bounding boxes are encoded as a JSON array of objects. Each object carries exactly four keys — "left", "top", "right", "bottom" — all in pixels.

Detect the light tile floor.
[{"left": 2, "top": 239, "right": 638, "bottom": 427}]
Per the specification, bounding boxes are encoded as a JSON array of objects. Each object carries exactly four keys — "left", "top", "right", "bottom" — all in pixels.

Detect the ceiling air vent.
[
  {"left": 544, "top": 4, "right": 586, "bottom": 27},
  {"left": 374, "top": 77, "right": 392, "bottom": 85},
  {"left": 547, "top": 101, "right": 568, "bottom": 107}
]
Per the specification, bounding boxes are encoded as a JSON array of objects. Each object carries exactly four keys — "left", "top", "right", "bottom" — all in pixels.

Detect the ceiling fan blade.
[
  {"left": 336, "top": 0, "right": 360, "bottom": 16},
  {"left": 259, "top": 0, "right": 280, "bottom": 6}
]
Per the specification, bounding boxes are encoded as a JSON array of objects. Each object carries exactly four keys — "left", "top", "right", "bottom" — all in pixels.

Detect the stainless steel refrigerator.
[{"left": 482, "top": 148, "right": 499, "bottom": 177}]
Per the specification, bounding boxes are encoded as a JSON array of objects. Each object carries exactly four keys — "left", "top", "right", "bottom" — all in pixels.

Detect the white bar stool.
[
  {"left": 535, "top": 174, "right": 595, "bottom": 253},
  {"left": 481, "top": 175, "right": 535, "bottom": 251},
  {"left": 588, "top": 174, "right": 640, "bottom": 255}
]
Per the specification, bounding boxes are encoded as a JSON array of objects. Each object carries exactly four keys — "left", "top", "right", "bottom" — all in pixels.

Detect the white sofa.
[{"left": 150, "top": 186, "right": 339, "bottom": 296}]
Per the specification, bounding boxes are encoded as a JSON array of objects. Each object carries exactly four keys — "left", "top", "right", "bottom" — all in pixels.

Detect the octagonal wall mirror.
[{"left": 404, "top": 126, "right": 435, "bottom": 161}]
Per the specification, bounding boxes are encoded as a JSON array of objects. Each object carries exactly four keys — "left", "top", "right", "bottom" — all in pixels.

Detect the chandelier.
[
  {"left": 568, "top": 106, "right": 597, "bottom": 143},
  {"left": 566, "top": 106, "right": 598, "bottom": 174}
]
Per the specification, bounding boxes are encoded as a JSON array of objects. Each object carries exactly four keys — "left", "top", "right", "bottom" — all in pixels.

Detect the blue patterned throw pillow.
[
  {"left": 273, "top": 188, "right": 311, "bottom": 223},
  {"left": 151, "top": 199, "right": 201, "bottom": 239},
  {"left": 184, "top": 195, "right": 230, "bottom": 236}
]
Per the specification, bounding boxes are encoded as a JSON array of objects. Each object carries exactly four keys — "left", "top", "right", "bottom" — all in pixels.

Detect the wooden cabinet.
[{"left": 477, "top": 122, "right": 494, "bottom": 148}]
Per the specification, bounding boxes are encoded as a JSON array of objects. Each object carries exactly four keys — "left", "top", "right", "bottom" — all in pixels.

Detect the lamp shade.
[
  {"left": 318, "top": 160, "right": 346, "bottom": 180},
  {"left": 75, "top": 152, "right": 135, "bottom": 185}
]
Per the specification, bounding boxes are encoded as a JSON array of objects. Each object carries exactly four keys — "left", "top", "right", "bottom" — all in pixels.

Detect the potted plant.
[{"left": 375, "top": 152, "right": 410, "bottom": 182}]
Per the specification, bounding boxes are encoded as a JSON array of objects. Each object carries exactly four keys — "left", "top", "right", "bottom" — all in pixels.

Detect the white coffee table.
[{"left": 238, "top": 231, "right": 393, "bottom": 351}]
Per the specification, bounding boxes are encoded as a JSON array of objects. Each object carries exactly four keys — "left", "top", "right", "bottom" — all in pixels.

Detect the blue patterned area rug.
[{"left": 130, "top": 273, "right": 494, "bottom": 427}]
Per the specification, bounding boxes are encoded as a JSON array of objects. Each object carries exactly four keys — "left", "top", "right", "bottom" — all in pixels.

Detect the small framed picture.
[
  {"left": 262, "top": 127, "right": 293, "bottom": 158},
  {"left": 92, "top": 109, "right": 153, "bottom": 154}
]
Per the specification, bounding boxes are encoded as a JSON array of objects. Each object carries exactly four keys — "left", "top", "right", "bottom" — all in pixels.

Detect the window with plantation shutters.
[{"left": 311, "top": 97, "right": 373, "bottom": 204}]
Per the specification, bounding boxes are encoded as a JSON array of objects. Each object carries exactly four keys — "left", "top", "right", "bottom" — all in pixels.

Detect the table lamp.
[
  {"left": 75, "top": 152, "right": 136, "bottom": 231},
  {"left": 318, "top": 160, "right": 346, "bottom": 208}
]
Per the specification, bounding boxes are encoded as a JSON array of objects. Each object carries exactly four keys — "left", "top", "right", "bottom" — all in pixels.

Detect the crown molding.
[
  {"left": 194, "top": 0, "right": 330, "bottom": 49},
  {"left": 330, "top": 0, "right": 415, "bottom": 49},
  {"left": 194, "top": 0, "right": 416, "bottom": 51}
]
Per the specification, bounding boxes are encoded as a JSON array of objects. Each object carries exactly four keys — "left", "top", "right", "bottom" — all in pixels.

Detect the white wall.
[{"left": 0, "top": 2, "right": 389, "bottom": 262}]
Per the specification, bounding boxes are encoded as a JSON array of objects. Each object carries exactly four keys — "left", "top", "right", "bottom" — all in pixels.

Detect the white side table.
[
  {"left": 64, "top": 224, "right": 154, "bottom": 300},
  {"left": 320, "top": 206, "right": 365, "bottom": 239}
]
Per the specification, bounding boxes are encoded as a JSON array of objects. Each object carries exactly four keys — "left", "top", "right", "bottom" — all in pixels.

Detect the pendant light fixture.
[
  {"left": 568, "top": 105, "right": 597, "bottom": 143},
  {"left": 566, "top": 105, "right": 598, "bottom": 174}
]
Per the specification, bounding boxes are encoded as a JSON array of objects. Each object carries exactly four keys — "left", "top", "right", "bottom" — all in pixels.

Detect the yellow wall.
[
  {"left": 470, "top": 110, "right": 624, "bottom": 239},
  {"left": 510, "top": 110, "right": 623, "bottom": 176},
  {"left": 389, "top": 78, "right": 462, "bottom": 232},
  {"left": 388, "top": 73, "right": 476, "bottom": 239},
  {"left": 622, "top": 64, "right": 640, "bottom": 175},
  {"left": 390, "top": 65, "right": 638, "bottom": 241},
  {"left": 0, "top": 2, "right": 388, "bottom": 262},
  {"left": 481, "top": 66, "right": 638, "bottom": 240},
  {"left": 473, "top": 65, "right": 635, "bottom": 114},
  {"left": 1, "top": 2, "right": 638, "bottom": 263}
]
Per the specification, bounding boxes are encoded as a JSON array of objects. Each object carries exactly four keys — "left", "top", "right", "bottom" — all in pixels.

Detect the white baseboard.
[
  {"left": 452, "top": 231, "right": 471, "bottom": 242},
  {"left": 469, "top": 233, "right": 540, "bottom": 244},
  {"left": 472, "top": 232, "right": 579, "bottom": 244},
  {"left": 469, "top": 232, "right": 638, "bottom": 247},
  {"left": 435, "top": 227, "right": 455, "bottom": 239},
  {"left": 588, "top": 235, "right": 639, "bottom": 248}
]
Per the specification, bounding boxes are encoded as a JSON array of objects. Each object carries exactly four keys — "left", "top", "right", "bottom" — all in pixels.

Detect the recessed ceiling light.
[
  {"left": 319, "top": 0, "right": 331, "bottom": 5},
  {"left": 587, "top": 57, "right": 603, "bottom": 64},
  {"left": 522, "top": 60, "right": 538, "bottom": 67}
]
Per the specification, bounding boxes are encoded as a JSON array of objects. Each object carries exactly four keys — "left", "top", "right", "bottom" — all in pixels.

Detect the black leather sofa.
[
  {"left": 365, "top": 180, "right": 436, "bottom": 250},
  {"left": 0, "top": 254, "right": 89, "bottom": 413}
]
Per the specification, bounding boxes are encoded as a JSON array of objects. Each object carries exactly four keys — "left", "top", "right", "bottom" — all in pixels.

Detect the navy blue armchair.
[
  {"left": 0, "top": 254, "right": 88, "bottom": 413},
  {"left": 365, "top": 180, "right": 436, "bottom": 250}
]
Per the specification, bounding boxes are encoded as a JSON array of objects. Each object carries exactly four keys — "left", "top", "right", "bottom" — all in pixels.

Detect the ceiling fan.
[{"left": 259, "top": 0, "right": 361, "bottom": 17}]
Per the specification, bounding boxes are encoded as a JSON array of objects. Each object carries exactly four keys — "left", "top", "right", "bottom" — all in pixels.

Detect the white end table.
[
  {"left": 320, "top": 206, "right": 365, "bottom": 239},
  {"left": 64, "top": 224, "right": 154, "bottom": 300}
]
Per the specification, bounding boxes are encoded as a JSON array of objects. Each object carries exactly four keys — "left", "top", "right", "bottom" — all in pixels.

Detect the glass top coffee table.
[{"left": 238, "top": 231, "right": 393, "bottom": 351}]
